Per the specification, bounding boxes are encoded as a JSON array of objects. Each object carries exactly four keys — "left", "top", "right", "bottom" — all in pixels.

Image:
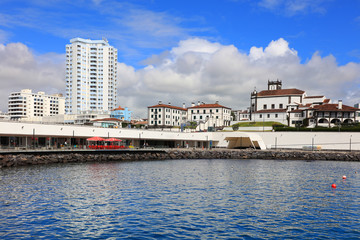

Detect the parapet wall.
[{"left": 1, "top": 149, "right": 360, "bottom": 168}]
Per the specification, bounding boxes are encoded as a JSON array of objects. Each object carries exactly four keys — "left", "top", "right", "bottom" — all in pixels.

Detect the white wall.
[{"left": 1, "top": 121, "right": 360, "bottom": 151}]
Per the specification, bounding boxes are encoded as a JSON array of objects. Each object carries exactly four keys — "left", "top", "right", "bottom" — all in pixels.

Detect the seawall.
[{"left": 1, "top": 149, "right": 360, "bottom": 168}]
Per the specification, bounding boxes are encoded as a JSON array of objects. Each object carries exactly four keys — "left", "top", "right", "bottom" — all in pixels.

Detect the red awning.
[
  {"left": 87, "top": 136, "right": 106, "bottom": 141},
  {"left": 106, "top": 138, "right": 122, "bottom": 142}
]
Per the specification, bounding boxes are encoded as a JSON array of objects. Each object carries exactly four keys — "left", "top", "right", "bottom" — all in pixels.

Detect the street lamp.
[
  {"left": 312, "top": 134, "right": 316, "bottom": 151},
  {"left": 350, "top": 135, "right": 352, "bottom": 152}
]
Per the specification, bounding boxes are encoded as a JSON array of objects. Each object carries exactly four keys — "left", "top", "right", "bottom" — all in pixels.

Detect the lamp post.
[
  {"left": 275, "top": 137, "right": 277, "bottom": 150},
  {"left": 312, "top": 134, "right": 316, "bottom": 151}
]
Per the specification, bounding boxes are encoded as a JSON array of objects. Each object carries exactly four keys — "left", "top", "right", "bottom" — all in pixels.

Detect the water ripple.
[{"left": 0, "top": 159, "right": 360, "bottom": 239}]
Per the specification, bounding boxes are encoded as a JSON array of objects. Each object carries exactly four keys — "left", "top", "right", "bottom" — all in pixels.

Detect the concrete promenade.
[{"left": 1, "top": 121, "right": 360, "bottom": 151}]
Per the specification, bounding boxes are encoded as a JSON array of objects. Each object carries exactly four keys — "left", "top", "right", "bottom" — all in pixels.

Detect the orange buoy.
[
  {"left": 331, "top": 184, "right": 337, "bottom": 189},
  {"left": 343, "top": 175, "right": 347, "bottom": 179}
]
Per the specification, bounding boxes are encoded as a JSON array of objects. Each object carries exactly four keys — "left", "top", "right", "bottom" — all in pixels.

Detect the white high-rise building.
[
  {"left": 8, "top": 89, "right": 65, "bottom": 121},
  {"left": 65, "top": 38, "right": 117, "bottom": 114}
]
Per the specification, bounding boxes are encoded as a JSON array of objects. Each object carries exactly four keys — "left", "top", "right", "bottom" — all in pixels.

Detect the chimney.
[
  {"left": 198, "top": 101, "right": 200, "bottom": 106},
  {"left": 191, "top": 102, "right": 195, "bottom": 107},
  {"left": 183, "top": 103, "right": 186, "bottom": 109},
  {"left": 215, "top": 101, "right": 219, "bottom": 104},
  {"left": 168, "top": 102, "right": 171, "bottom": 106},
  {"left": 338, "top": 100, "right": 342, "bottom": 110},
  {"left": 158, "top": 101, "right": 162, "bottom": 105}
]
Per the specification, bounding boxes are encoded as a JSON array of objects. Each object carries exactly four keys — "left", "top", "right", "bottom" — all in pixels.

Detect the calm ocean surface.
[{"left": 0, "top": 159, "right": 360, "bottom": 239}]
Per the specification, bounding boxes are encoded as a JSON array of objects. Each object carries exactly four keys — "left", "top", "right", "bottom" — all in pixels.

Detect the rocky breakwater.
[{"left": 1, "top": 149, "right": 360, "bottom": 168}]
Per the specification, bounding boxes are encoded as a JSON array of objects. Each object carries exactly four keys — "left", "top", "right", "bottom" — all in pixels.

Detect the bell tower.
[{"left": 268, "top": 79, "right": 282, "bottom": 90}]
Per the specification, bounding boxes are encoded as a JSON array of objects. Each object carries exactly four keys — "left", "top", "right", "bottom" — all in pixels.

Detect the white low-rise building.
[
  {"left": 249, "top": 80, "right": 340, "bottom": 127},
  {"left": 187, "top": 101, "right": 232, "bottom": 130},
  {"left": 8, "top": 89, "right": 65, "bottom": 121},
  {"left": 148, "top": 102, "right": 187, "bottom": 128}
]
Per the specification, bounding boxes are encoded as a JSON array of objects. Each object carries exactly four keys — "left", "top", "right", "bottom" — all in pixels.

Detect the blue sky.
[{"left": 0, "top": 0, "right": 360, "bottom": 116}]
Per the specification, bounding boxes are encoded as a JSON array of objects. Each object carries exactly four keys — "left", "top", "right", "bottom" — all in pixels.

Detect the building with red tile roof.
[
  {"left": 248, "top": 80, "right": 357, "bottom": 127},
  {"left": 148, "top": 101, "right": 187, "bottom": 128}
]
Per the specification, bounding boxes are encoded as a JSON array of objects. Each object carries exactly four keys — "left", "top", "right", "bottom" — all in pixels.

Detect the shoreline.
[{"left": 1, "top": 149, "right": 360, "bottom": 168}]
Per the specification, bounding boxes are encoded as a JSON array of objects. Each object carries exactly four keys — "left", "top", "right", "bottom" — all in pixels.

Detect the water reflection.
[{"left": 0, "top": 159, "right": 359, "bottom": 239}]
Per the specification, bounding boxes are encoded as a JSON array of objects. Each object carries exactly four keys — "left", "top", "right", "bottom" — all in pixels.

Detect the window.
[
  {"left": 267, "top": 114, "right": 270, "bottom": 118},
  {"left": 200, "top": 116, "right": 203, "bottom": 119},
  {"left": 216, "top": 109, "right": 219, "bottom": 113},
  {"left": 263, "top": 104, "right": 267, "bottom": 109},
  {"left": 194, "top": 116, "right": 196, "bottom": 120},
  {"left": 197, "top": 110, "right": 199, "bottom": 113},
  {"left": 191, "top": 110, "right": 194, "bottom": 113},
  {"left": 203, "top": 110, "right": 206, "bottom": 113},
  {"left": 271, "top": 104, "right": 275, "bottom": 109},
  {"left": 275, "top": 114, "right": 278, "bottom": 118},
  {"left": 259, "top": 114, "right": 262, "bottom": 118},
  {"left": 279, "top": 104, "right": 283, "bottom": 109}
]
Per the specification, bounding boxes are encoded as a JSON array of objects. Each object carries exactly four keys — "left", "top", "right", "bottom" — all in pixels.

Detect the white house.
[
  {"left": 250, "top": 80, "right": 336, "bottom": 127},
  {"left": 148, "top": 102, "right": 187, "bottom": 128},
  {"left": 187, "top": 101, "right": 232, "bottom": 130}
]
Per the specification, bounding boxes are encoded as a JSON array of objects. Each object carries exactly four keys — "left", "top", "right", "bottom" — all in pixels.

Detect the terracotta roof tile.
[
  {"left": 135, "top": 121, "right": 148, "bottom": 125},
  {"left": 257, "top": 88, "right": 305, "bottom": 97},
  {"left": 310, "top": 104, "right": 359, "bottom": 112},
  {"left": 112, "top": 106, "right": 125, "bottom": 111},
  {"left": 188, "top": 103, "right": 231, "bottom": 109},
  {"left": 148, "top": 104, "right": 187, "bottom": 111}
]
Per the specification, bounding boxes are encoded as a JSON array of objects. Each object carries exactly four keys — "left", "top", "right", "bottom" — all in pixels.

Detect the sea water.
[{"left": 0, "top": 159, "right": 359, "bottom": 239}]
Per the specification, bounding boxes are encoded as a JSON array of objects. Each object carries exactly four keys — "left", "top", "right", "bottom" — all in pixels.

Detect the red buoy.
[
  {"left": 343, "top": 175, "right": 347, "bottom": 179},
  {"left": 331, "top": 184, "right": 337, "bottom": 189}
]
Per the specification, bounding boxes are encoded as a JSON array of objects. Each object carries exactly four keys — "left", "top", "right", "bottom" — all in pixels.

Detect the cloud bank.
[
  {"left": 0, "top": 42, "right": 65, "bottom": 111},
  {"left": 1, "top": 38, "right": 359, "bottom": 118},
  {"left": 117, "top": 38, "right": 360, "bottom": 117}
]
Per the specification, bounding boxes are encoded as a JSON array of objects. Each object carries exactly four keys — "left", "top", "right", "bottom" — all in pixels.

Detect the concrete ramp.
[{"left": 225, "top": 133, "right": 266, "bottom": 150}]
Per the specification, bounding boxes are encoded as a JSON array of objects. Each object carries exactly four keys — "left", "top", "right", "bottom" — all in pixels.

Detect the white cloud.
[
  {"left": 116, "top": 38, "right": 360, "bottom": 117},
  {"left": 258, "top": 0, "right": 330, "bottom": 15},
  {"left": 2, "top": 39, "right": 359, "bottom": 118},
  {"left": 0, "top": 42, "right": 65, "bottom": 111}
]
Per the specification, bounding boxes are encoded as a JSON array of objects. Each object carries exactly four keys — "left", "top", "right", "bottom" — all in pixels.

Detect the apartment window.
[
  {"left": 271, "top": 104, "right": 275, "bottom": 109},
  {"left": 263, "top": 104, "right": 267, "bottom": 109}
]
